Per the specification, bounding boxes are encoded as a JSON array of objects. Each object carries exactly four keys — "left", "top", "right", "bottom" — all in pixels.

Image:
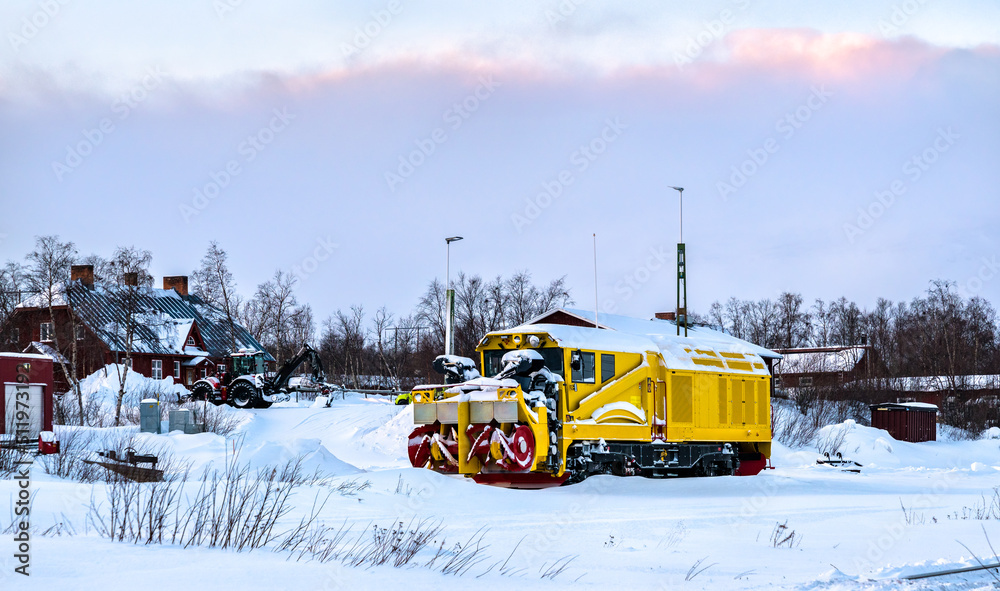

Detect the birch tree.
[
  {"left": 105, "top": 246, "right": 154, "bottom": 426},
  {"left": 26, "top": 236, "right": 81, "bottom": 425}
]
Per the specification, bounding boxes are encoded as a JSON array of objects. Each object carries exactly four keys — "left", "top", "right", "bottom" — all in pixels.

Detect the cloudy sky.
[{"left": 1, "top": 1, "right": 998, "bottom": 323}]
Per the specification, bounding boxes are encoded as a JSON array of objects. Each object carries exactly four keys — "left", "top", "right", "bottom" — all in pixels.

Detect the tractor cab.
[{"left": 229, "top": 349, "right": 267, "bottom": 380}]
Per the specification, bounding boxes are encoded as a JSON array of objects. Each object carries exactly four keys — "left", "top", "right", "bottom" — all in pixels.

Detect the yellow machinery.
[{"left": 407, "top": 319, "right": 773, "bottom": 487}]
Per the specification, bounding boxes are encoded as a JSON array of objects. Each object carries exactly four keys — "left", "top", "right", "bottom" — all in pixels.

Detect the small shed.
[
  {"left": 0, "top": 352, "right": 55, "bottom": 442},
  {"left": 870, "top": 402, "right": 937, "bottom": 442}
]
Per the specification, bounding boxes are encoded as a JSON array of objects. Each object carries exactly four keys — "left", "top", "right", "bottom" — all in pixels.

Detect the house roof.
[
  {"left": 775, "top": 346, "right": 868, "bottom": 374},
  {"left": 24, "top": 341, "right": 69, "bottom": 364},
  {"left": 859, "top": 374, "right": 1000, "bottom": 392},
  {"left": 32, "top": 282, "right": 276, "bottom": 362}
]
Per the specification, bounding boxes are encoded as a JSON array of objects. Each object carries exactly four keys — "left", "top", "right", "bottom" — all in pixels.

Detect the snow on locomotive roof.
[
  {"left": 491, "top": 315, "right": 773, "bottom": 376},
  {"left": 551, "top": 308, "right": 781, "bottom": 360}
]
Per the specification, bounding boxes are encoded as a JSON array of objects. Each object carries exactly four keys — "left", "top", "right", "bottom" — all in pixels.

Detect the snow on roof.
[
  {"left": 778, "top": 347, "right": 867, "bottom": 374},
  {"left": 0, "top": 352, "right": 53, "bottom": 360},
  {"left": 60, "top": 283, "right": 273, "bottom": 361},
  {"left": 25, "top": 341, "right": 69, "bottom": 364},
  {"left": 494, "top": 309, "right": 775, "bottom": 376},
  {"left": 860, "top": 374, "right": 1000, "bottom": 392},
  {"left": 871, "top": 401, "right": 939, "bottom": 411},
  {"left": 15, "top": 283, "right": 68, "bottom": 309}
]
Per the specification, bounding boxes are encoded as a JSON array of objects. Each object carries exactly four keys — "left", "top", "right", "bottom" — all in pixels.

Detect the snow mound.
[
  {"left": 78, "top": 364, "right": 187, "bottom": 407},
  {"left": 777, "top": 418, "right": 1000, "bottom": 472},
  {"left": 241, "top": 438, "right": 362, "bottom": 476}
]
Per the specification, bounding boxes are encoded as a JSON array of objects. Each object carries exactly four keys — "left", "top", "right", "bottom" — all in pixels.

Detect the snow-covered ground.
[{"left": 4, "top": 392, "right": 1000, "bottom": 590}]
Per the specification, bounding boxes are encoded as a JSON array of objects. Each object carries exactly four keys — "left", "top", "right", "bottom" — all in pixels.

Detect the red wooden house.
[{"left": 0, "top": 265, "right": 273, "bottom": 392}]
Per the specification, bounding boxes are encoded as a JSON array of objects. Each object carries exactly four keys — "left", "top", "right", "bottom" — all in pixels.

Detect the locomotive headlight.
[{"left": 528, "top": 335, "right": 540, "bottom": 347}]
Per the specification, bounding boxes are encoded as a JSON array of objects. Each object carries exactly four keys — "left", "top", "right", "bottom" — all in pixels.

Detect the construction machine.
[{"left": 189, "top": 344, "right": 327, "bottom": 409}]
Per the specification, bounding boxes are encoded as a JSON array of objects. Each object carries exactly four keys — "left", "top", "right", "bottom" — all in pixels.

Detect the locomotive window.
[
  {"left": 571, "top": 351, "right": 595, "bottom": 384},
  {"left": 601, "top": 354, "right": 615, "bottom": 383},
  {"left": 538, "top": 348, "right": 564, "bottom": 377},
  {"left": 483, "top": 347, "right": 564, "bottom": 378}
]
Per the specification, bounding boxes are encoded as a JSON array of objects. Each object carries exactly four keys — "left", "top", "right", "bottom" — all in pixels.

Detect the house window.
[
  {"left": 600, "top": 354, "right": 616, "bottom": 383},
  {"left": 174, "top": 361, "right": 181, "bottom": 379},
  {"left": 799, "top": 376, "right": 813, "bottom": 387},
  {"left": 151, "top": 360, "right": 163, "bottom": 380},
  {"left": 40, "top": 322, "right": 53, "bottom": 342},
  {"left": 570, "top": 350, "right": 596, "bottom": 384},
  {"left": 217, "top": 364, "right": 225, "bottom": 375},
  {"left": 10, "top": 328, "right": 18, "bottom": 343},
  {"left": 774, "top": 378, "right": 782, "bottom": 389},
  {"left": 200, "top": 368, "right": 207, "bottom": 378},
  {"left": 187, "top": 336, "right": 196, "bottom": 347},
  {"left": 75, "top": 324, "right": 86, "bottom": 340}
]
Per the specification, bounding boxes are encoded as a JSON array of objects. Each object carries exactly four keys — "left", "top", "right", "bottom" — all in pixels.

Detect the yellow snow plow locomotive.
[{"left": 407, "top": 313, "right": 777, "bottom": 487}]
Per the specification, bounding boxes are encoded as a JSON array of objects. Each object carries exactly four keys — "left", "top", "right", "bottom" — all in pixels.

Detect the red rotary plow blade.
[{"left": 407, "top": 423, "right": 459, "bottom": 472}]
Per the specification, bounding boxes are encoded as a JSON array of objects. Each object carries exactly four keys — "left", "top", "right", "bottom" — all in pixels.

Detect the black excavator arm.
[{"left": 264, "top": 343, "right": 326, "bottom": 394}]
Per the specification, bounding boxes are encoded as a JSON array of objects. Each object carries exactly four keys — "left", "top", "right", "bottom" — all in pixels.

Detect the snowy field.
[{"left": 4, "top": 392, "right": 1000, "bottom": 590}]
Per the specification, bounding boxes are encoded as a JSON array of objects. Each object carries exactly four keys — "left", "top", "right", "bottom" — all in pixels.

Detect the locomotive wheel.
[{"left": 229, "top": 381, "right": 257, "bottom": 409}]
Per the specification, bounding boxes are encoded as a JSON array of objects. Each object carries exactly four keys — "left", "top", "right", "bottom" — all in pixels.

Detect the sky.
[{"left": 1, "top": 1, "right": 998, "bottom": 325}]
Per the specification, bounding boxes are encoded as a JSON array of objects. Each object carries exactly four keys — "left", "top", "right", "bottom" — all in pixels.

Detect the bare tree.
[
  {"left": 746, "top": 298, "right": 779, "bottom": 349},
  {"left": 811, "top": 299, "right": 833, "bottom": 346},
  {"left": 723, "top": 297, "right": 749, "bottom": 340},
  {"left": 336, "top": 306, "right": 366, "bottom": 388},
  {"left": 829, "top": 296, "right": 864, "bottom": 346},
  {"left": 707, "top": 300, "right": 725, "bottom": 331},
  {"left": 415, "top": 278, "right": 446, "bottom": 351},
  {"left": 250, "top": 270, "right": 299, "bottom": 364},
  {"left": 775, "top": 292, "right": 811, "bottom": 349},
  {"left": 105, "top": 246, "right": 155, "bottom": 426},
  {"left": 0, "top": 261, "right": 28, "bottom": 338},
  {"left": 191, "top": 241, "right": 242, "bottom": 350},
  {"left": 26, "top": 236, "right": 82, "bottom": 424}
]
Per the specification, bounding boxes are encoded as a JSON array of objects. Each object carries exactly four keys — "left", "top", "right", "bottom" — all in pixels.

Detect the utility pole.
[
  {"left": 670, "top": 186, "right": 688, "bottom": 337},
  {"left": 444, "top": 236, "right": 463, "bottom": 356}
]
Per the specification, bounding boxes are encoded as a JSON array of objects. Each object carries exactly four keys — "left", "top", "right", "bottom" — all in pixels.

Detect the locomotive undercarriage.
[{"left": 565, "top": 440, "right": 739, "bottom": 483}]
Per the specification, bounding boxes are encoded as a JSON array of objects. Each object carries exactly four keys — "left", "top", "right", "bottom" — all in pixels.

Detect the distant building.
[
  {"left": 0, "top": 265, "right": 273, "bottom": 392},
  {"left": 861, "top": 374, "right": 1000, "bottom": 408},
  {"left": 772, "top": 345, "right": 879, "bottom": 390}
]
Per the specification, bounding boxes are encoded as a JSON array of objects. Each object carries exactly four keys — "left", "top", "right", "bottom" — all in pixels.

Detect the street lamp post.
[
  {"left": 444, "top": 236, "right": 463, "bottom": 356},
  {"left": 669, "top": 186, "right": 688, "bottom": 337}
]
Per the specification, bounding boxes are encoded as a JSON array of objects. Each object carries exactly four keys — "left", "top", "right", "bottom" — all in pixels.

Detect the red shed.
[
  {"left": 870, "top": 402, "right": 937, "bottom": 443},
  {"left": 0, "top": 352, "right": 55, "bottom": 443}
]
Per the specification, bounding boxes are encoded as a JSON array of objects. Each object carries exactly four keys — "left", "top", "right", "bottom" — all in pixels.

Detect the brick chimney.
[
  {"left": 655, "top": 312, "right": 676, "bottom": 321},
  {"left": 122, "top": 272, "right": 138, "bottom": 287},
  {"left": 71, "top": 265, "right": 94, "bottom": 289},
  {"left": 163, "top": 276, "right": 189, "bottom": 296}
]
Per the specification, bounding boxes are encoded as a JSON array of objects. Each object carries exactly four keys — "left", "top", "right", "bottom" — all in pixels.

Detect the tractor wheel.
[
  {"left": 229, "top": 381, "right": 257, "bottom": 409},
  {"left": 191, "top": 382, "right": 214, "bottom": 402}
]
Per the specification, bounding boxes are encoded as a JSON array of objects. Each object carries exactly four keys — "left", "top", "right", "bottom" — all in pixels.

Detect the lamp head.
[{"left": 445, "top": 236, "right": 464, "bottom": 244}]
